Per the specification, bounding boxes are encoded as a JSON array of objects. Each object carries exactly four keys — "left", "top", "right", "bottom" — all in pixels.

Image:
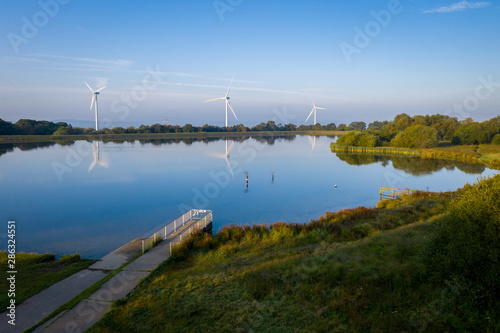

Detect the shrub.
[
  {"left": 390, "top": 124, "right": 439, "bottom": 148},
  {"left": 424, "top": 175, "right": 500, "bottom": 310},
  {"left": 492, "top": 134, "right": 500, "bottom": 145},
  {"left": 336, "top": 131, "right": 380, "bottom": 147}
]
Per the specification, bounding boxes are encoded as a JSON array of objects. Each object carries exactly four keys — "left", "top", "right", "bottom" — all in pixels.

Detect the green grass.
[
  {"left": 424, "top": 144, "right": 500, "bottom": 169},
  {"left": 0, "top": 252, "right": 95, "bottom": 309},
  {"left": 89, "top": 193, "right": 485, "bottom": 332}
]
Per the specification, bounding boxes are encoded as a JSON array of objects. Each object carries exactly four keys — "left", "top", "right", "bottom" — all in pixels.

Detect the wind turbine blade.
[
  {"left": 89, "top": 142, "right": 97, "bottom": 171},
  {"left": 225, "top": 156, "right": 234, "bottom": 180},
  {"left": 85, "top": 82, "right": 94, "bottom": 92},
  {"left": 95, "top": 86, "right": 106, "bottom": 92},
  {"left": 90, "top": 95, "right": 95, "bottom": 110},
  {"left": 305, "top": 109, "right": 314, "bottom": 123},
  {"left": 205, "top": 151, "right": 225, "bottom": 159},
  {"left": 227, "top": 101, "right": 238, "bottom": 120},
  {"left": 316, "top": 107, "right": 326, "bottom": 110},
  {"left": 204, "top": 97, "right": 225, "bottom": 103},
  {"left": 227, "top": 141, "right": 235, "bottom": 156},
  {"left": 88, "top": 160, "right": 97, "bottom": 172},
  {"left": 226, "top": 73, "right": 235, "bottom": 97}
]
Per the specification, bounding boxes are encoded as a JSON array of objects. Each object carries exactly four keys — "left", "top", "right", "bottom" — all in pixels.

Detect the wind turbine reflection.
[{"left": 88, "top": 141, "right": 109, "bottom": 172}]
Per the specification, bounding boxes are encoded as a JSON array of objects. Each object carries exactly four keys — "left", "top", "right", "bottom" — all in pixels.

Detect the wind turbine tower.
[
  {"left": 305, "top": 99, "right": 325, "bottom": 125},
  {"left": 85, "top": 82, "right": 106, "bottom": 130},
  {"left": 204, "top": 74, "right": 238, "bottom": 127}
]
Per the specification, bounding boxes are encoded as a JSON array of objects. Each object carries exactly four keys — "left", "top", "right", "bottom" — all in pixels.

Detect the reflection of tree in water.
[
  {"left": 16, "top": 142, "right": 58, "bottom": 151},
  {"left": 454, "top": 161, "right": 486, "bottom": 174},
  {"left": 0, "top": 134, "right": 297, "bottom": 159},
  {"left": 0, "top": 142, "right": 59, "bottom": 158},
  {"left": 336, "top": 153, "right": 387, "bottom": 166},
  {"left": 335, "top": 152, "right": 486, "bottom": 175},
  {"left": 253, "top": 135, "right": 296, "bottom": 145},
  {"left": 0, "top": 144, "right": 14, "bottom": 158}
]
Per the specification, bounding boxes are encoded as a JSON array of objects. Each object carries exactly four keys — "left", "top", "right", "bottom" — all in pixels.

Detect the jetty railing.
[
  {"left": 380, "top": 187, "right": 415, "bottom": 201},
  {"left": 141, "top": 209, "right": 213, "bottom": 254}
]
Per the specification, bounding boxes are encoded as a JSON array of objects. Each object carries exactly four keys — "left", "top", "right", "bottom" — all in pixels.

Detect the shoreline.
[
  {"left": 331, "top": 142, "right": 500, "bottom": 170},
  {"left": 0, "top": 130, "right": 344, "bottom": 144}
]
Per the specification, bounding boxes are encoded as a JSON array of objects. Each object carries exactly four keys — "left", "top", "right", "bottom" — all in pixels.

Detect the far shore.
[{"left": 0, "top": 130, "right": 344, "bottom": 144}]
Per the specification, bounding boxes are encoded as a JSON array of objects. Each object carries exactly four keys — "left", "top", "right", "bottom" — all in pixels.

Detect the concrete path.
[
  {"left": 30, "top": 219, "right": 207, "bottom": 333},
  {"left": 0, "top": 269, "right": 107, "bottom": 333}
]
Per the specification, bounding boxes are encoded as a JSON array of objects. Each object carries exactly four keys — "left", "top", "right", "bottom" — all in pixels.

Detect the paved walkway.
[{"left": 1, "top": 218, "right": 210, "bottom": 333}]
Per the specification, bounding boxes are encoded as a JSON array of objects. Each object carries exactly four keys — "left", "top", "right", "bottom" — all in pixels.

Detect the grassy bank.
[
  {"left": 0, "top": 252, "right": 95, "bottom": 309},
  {"left": 90, "top": 191, "right": 489, "bottom": 332},
  {"left": 0, "top": 131, "right": 344, "bottom": 144},
  {"left": 331, "top": 142, "right": 500, "bottom": 169}
]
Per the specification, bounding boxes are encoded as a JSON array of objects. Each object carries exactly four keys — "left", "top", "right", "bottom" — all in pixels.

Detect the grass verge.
[
  {"left": 0, "top": 253, "right": 95, "bottom": 309},
  {"left": 89, "top": 192, "right": 489, "bottom": 332}
]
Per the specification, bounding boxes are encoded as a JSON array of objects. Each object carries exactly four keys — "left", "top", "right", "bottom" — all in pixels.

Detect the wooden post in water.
[{"left": 142, "top": 239, "right": 144, "bottom": 254}]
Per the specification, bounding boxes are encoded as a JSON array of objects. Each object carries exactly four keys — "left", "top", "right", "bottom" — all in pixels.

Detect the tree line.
[
  {"left": 0, "top": 119, "right": 341, "bottom": 136},
  {"left": 336, "top": 114, "right": 500, "bottom": 148}
]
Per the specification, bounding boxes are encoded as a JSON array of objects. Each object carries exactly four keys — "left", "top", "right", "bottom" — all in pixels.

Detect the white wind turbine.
[
  {"left": 85, "top": 82, "right": 106, "bottom": 130},
  {"left": 204, "top": 75, "right": 238, "bottom": 127},
  {"left": 88, "top": 141, "right": 109, "bottom": 172},
  {"left": 305, "top": 99, "right": 325, "bottom": 125}
]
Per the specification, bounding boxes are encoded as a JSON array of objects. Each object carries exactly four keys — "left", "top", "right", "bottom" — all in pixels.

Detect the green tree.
[
  {"left": 182, "top": 124, "right": 194, "bottom": 133},
  {"left": 336, "top": 131, "right": 380, "bottom": 147},
  {"left": 267, "top": 120, "right": 277, "bottom": 131},
  {"left": 452, "top": 122, "right": 490, "bottom": 145},
  {"left": 482, "top": 116, "right": 500, "bottom": 139},
  {"left": 324, "top": 123, "right": 336, "bottom": 130},
  {"left": 52, "top": 126, "right": 74, "bottom": 135},
  {"left": 411, "top": 115, "right": 429, "bottom": 126},
  {"left": 393, "top": 113, "right": 412, "bottom": 131},
  {"left": 0, "top": 119, "right": 18, "bottom": 135},
  {"left": 346, "top": 121, "right": 366, "bottom": 131},
  {"left": 15, "top": 119, "right": 37, "bottom": 135},
  {"left": 433, "top": 117, "right": 459, "bottom": 141},
  {"left": 390, "top": 124, "right": 439, "bottom": 148},
  {"left": 337, "top": 124, "right": 347, "bottom": 131},
  {"left": 368, "top": 120, "right": 388, "bottom": 130}
]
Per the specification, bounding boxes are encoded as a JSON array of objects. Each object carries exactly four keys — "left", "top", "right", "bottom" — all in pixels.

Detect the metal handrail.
[{"left": 141, "top": 210, "right": 213, "bottom": 254}]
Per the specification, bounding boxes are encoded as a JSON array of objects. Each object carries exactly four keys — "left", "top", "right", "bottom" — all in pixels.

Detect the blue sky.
[{"left": 0, "top": 0, "right": 499, "bottom": 127}]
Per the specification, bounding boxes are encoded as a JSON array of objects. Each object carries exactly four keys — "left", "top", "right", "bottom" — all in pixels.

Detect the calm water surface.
[{"left": 0, "top": 136, "right": 497, "bottom": 258}]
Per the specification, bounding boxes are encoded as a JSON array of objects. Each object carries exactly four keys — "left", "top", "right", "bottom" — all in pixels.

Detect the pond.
[{"left": 0, "top": 135, "right": 496, "bottom": 258}]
